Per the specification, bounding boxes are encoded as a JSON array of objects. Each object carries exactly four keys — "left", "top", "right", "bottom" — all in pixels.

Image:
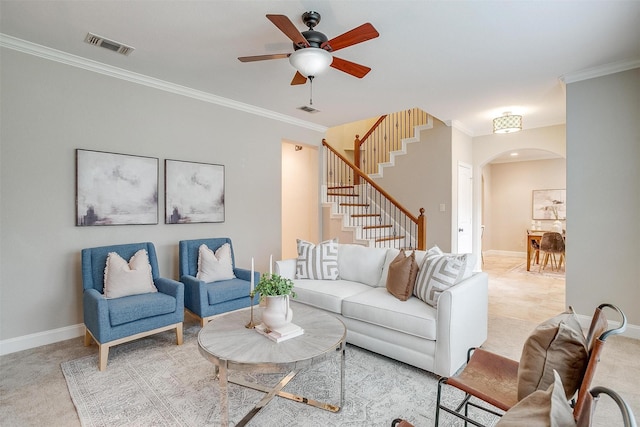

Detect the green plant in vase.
[{"left": 254, "top": 273, "right": 296, "bottom": 299}]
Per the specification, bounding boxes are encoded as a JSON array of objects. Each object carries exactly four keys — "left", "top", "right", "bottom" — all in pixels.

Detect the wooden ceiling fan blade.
[
  {"left": 238, "top": 53, "right": 290, "bottom": 62},
  {"left": 330, "top": 56, "right": 371, "bottom": 78},
  {"left": 290, "top": 72, "right": 307, "bottom": 85},
  {"left": 323, "top": 23, "right": 379, "bottom": 52},
  {"left": 266, "top": 14, "right": 310, "bottom": 48}
]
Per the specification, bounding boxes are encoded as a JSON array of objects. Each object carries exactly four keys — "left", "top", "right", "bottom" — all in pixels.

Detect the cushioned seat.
[
  {"left": 108, "top": 292, "right": 178, "bottom": 326},
  {"left": 206, "top": 278, "right": 253, "bottom": 305},
  {"left": 293, "top": 279, "right": 372, "bottom": 313},
  {"left": 343, "top": 288, "right": 437, "bottom": 340}
]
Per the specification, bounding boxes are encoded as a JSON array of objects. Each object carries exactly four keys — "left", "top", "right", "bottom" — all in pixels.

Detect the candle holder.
[{"left": 245, "top": 292, "right": 257, "bottom": 329}]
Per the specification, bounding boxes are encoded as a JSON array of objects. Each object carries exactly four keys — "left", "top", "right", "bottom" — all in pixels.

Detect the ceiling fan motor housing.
[{"left": 296, "top": 30, "right": 329, "bottom": 50}]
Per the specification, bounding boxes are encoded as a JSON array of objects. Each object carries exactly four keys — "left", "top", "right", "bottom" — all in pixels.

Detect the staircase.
[
  {"left": 323, "top": 109, "right": 431, "bottom": 249},
  {"left": 325, "top": 184, "right": 412, "bottom": 248}
]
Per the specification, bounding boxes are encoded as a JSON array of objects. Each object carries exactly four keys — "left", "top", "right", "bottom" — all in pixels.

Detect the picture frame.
[
  {"left": 76, "top": 149, "right": 158, "bottom": 226},
  {"left": 532, "top": 189, "right": 566, "bottom": 220},
  {"left": 165, "top": 159, "right": 225, "bottom": 224}
]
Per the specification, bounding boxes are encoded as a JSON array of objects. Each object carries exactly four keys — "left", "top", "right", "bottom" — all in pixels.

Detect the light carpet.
[{"left": 62, "top": 324, "right": 499, "bottom": 427}]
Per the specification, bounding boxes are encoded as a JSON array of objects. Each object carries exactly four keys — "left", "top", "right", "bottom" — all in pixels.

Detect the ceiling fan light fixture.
[
  {"left": 493, "top": 112, "right": 523, "bottom": 134},
  {"left": 289, "top": 48, "right": 332, "bottom": 77}
]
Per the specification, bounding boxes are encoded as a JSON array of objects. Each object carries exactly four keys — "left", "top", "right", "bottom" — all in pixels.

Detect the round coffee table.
[{"left": 198, "top": 301, "right": 346, "bottom": 427}]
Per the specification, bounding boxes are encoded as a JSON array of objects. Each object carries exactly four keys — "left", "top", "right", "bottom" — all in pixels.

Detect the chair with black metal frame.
[{"left": 431, "top": 303, "right": 626, "bottom": 427}]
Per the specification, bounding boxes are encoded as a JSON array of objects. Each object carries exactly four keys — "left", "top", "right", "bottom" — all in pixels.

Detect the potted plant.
[
  {"left": 254, "top": 273, "right": 296, "bottom": 298},
  {"left": 254, "top": 273, "right": 296, "bottom": 329}
]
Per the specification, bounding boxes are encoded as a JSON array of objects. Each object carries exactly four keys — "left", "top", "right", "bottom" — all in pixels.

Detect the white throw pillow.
[
  {"left": 413, "top": 249, "right": 468, "bottom": 308},
  {"left": 339, "top": 244, "right": 388, "bottom": 287},
  {"left": 197, "top": 243, "right": 236, "bottom": 282},
  {"left": 103, "top": 249, "right": 157, "bottom": 299},
  {"left": 296, "top": 238, "right": 339, "bottom": 280}
]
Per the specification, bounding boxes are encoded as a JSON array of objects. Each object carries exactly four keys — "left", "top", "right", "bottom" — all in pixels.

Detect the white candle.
[
  {"left": 269, "top": 254, "right": 273, "bottom": 275},
  {"left": 250, "top": 257, "right": 254, "bottom": 292}
]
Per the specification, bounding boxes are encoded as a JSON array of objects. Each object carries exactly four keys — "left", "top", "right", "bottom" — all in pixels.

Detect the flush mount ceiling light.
[
  {"left": 288, "top": 47, "right": 333, "bottom": 78},
  {"left": 493, "top": 112, "right": 522, "bottom": 134}
]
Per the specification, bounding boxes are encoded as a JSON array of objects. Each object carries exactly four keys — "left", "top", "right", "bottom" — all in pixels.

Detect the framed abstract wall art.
[
  {"left": 165, "top": 159, "right": 225, "bottom": 224},
  {"left": 532, "top": 189, "right": 566, "bottom": 220},
  {"left": 76, "top": 149, "right": 158, "bottom": 226}
]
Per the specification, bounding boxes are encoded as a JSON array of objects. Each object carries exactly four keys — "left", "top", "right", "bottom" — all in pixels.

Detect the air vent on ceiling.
[
  {"left": 84, "top": 33, "right": 135, "bottom": 56},
  {"left": 298, "top": 105, "right": 320, "bottom": 113}
]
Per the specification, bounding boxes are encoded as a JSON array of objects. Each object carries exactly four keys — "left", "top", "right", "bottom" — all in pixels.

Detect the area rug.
[{"left": 62, "top": 324, "right": 499, "bottom": 427}]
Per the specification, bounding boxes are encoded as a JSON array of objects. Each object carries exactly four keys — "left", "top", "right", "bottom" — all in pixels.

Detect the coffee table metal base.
[{"left": 215, "top": 343, "right": 345, "bottom": 427}]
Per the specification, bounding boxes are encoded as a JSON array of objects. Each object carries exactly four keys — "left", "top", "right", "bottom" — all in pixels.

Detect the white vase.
[
  {"left": 552, "top": 220, "right": 563, "bottom": 233},
  {"left": 262, "top": 295, "right": 293, "bottom": 330}
]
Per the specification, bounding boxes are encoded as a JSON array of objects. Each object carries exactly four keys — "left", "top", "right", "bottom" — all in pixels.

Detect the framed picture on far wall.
[
  {"left": 165, "top": 159, "right": 225, "bottom": 224},
  {"left": 532, "top": 189, "right": 566, "bottom": 220},
  {"left": 76, "top": 149, "right": 159, "bottom": 226}
]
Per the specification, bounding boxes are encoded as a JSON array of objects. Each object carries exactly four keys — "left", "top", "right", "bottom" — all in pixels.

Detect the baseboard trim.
[
  {"left": 0, "top": 324, "right": 85, "bottom": 356},
  {"left": 576, "top": 315, "right": 640, "bottom": 340},
  {"left": 484, "top": 249, "right": 526, "bottom": 258}
]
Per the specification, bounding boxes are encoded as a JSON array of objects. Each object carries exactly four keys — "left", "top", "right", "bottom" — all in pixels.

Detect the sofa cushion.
[
  {"left": 343, "top": 288, "right": 438, "bottom": 340},
  {"left": 386, "top": 249, "right": 419, "bottom": 301},
  {"left": 197, "top": 243, "right": 236, "bottom": 283},
  {"left": 103, "top": 249, "right": 157, "bottom": 299},
  {"left": 296, "top": 239, "right": 339, "bottom": 280},
  {"left": 108, "top": 292, "right": 176, "bottom": 326},
  {"left": 292, "top": 279, "right": 372, "bottom": 314},
  {"left": 338, "top": 244, "right": 387, "bottom": 287},
  {"left": 413, "top": 251, "right": 469, "bottom": 308},
  {"left": 517, "top": 308, "right": 588, "bottom": 401},
  {"left": 377, "top": 249, "right": 428, "bottom": 288}
]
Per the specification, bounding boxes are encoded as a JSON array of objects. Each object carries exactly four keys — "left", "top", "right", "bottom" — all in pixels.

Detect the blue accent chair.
[
  {"left": 82, "top": 242, "right": 184, "bottom": 371},
  {"left": 179, "top": 238, "right": 259, "bottom": 326}
]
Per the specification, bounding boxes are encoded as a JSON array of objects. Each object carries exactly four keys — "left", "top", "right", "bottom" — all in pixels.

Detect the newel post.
[
  {"left": 417, "top": 208, "right": 427, "bottom": 250},
  {"left": 353, "top": 134, "right": 361, "bottom": 185}
]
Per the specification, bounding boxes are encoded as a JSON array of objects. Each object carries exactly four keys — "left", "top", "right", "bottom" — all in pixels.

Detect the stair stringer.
[{"left": 368, "top": 116, "right": 434, "bottom": 179}]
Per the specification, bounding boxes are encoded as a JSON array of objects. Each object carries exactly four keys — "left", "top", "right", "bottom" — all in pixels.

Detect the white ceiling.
[{"left": 1, "top": 1, "right": 639, "bottom": 136}]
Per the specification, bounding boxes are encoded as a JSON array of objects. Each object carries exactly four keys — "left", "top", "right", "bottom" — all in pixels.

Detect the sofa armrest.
[
  {"left": 274, "top": 259, "right": 297, "bottom": 280},
  {"left": 83, "top": 288, "right": 110, "bottom": 343},
  {"left": 155, "top": 277, "right": 184, "bottom": 311},
  {"left": 434, "top": 272, "right": 488, "bottom": 377},
  {"left": 234, "top": 267, "right": 259, "bottom": 285},
  {"left": 180, "top": 274, "right": 206, "bottom": 315}
]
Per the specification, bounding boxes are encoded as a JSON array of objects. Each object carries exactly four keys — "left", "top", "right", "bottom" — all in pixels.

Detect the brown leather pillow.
[
  {"left": 517, "top": 308, "right": 588, "bottom": 401},
  {"left": 386, "top": 249, "right": 418, "bottom": 301}
]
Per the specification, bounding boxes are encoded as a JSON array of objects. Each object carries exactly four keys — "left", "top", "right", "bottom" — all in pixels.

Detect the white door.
[{"left": 457, "top": 162, "right": 473, "bottom": 253}]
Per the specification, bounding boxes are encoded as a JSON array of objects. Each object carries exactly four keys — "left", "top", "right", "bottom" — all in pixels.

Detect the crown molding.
[
  {"left": 0, "top": 33, "right": 328, "bottom": 133},
  {"left": 444, "top": 119, "right": 474, "bottom": 137},
  {"left": 560, "top": 58, "right": 640, "bottom": 84}
]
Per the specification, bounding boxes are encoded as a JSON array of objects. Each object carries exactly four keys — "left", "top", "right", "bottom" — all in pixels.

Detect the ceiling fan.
[{"left": 238, "top": 11, "right": 379, "bottom": 86}]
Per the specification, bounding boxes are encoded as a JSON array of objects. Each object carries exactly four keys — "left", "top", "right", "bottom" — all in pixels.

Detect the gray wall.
[
  {"left": 0, "top": 48, "right": 324, "bottom": 342},
  {"left": 566, "top": 67, "right": 640, "bottom": 326}
]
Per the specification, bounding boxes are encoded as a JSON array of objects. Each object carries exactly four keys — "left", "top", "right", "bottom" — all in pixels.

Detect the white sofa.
[{"left": 275, "top": 244, "right": 488, "bottom": 377}]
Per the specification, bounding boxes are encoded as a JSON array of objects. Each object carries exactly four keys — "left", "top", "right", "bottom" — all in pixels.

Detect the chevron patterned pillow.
[
  {"left": 413, "top": 250, "right": 468, "bottom": 308},
  {"left": 295, "top": 238, "right": 339, "bottom": 280}
]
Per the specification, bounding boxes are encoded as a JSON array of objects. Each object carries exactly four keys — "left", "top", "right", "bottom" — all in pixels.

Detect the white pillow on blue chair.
[
  {"left": 103, "top": 249, "right": 157, "bottom": 299},
  {"left": 197, "top": 243, "right": 236, "bottom": 282}
]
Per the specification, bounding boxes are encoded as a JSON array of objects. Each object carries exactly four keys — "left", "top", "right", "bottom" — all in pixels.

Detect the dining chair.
[{"left": 539, "top": 231, "right": 565, "bottom": 272}]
